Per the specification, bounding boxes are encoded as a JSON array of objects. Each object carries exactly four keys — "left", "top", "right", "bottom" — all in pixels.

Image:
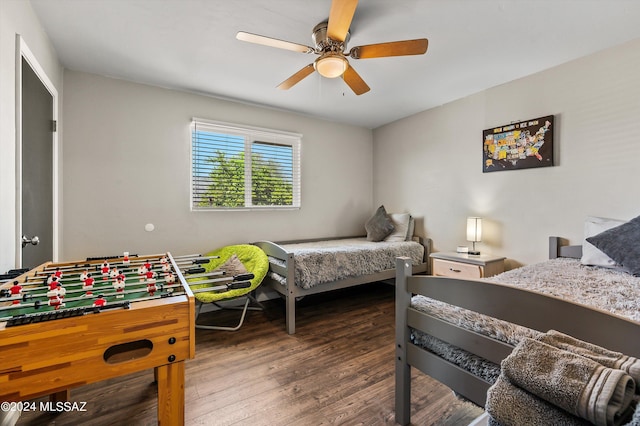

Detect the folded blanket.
[
  {"left": 486, "top": 373, "right": 591, "bottom": 426},
  {"left": 502, "top": 338, "right": 636, "bottom": 426},
  {"left": 626, "top": 399, "right": 640, "bottom": 426},
  {"left": 537, "top": 330, "right": 640, "bottom": 392}
]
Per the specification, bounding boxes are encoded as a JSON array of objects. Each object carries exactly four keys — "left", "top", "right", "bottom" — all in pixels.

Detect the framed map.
[{"left": 482, "top": 115, "right": 554, "bottom": 173}]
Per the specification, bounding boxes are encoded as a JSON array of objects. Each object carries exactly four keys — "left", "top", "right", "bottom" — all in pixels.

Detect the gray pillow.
[
  {"left": 586, "top": 215, "right": 640, "bottom": 276},
  {"left": 365, "top": 205, "right": 395, "bottom": 242}
]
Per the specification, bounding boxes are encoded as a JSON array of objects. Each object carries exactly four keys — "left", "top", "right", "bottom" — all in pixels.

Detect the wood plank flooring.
[{"left": 17, "top": 282, "right": 482, "bottom": 425}]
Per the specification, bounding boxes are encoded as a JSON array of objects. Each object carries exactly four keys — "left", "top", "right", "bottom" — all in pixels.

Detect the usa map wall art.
[{"left": 482, "top": 115, "right": 554, "bottom": 173}]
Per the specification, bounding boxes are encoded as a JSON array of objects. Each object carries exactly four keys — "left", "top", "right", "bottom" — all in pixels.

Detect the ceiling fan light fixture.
[{"left": 314, "top": 53, "right": 348, "bottom": 78}]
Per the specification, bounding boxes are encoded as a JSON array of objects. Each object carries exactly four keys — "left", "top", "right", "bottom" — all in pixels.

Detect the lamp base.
[{"left": 468, "top": 250, "right": 480, "bottom": 255}]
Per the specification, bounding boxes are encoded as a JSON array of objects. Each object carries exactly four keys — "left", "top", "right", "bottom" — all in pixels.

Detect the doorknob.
[{"left": 21, "top": 235, "right": 40, "bottom": 248}]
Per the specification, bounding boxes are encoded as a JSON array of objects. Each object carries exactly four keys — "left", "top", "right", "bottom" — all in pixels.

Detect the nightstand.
[{"left": 430, "top": 252, "right": 506, "bottom": 279}]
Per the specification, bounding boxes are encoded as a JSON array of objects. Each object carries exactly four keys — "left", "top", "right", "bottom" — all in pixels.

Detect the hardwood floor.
[{"left": 17, "top": 283, "right": 483, "bottom": 425}]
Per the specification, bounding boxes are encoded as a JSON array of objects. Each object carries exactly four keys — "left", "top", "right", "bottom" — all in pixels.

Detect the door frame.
[{"left": 15, "top": 34, "right": 60, "bottom": 267}]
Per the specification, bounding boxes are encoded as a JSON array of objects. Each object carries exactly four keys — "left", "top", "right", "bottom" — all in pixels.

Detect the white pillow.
[
  {"left": 384, "top": 213, "right": 411, "bottom": 242},
  {"left": 581, "top": 216, "right": 625, "bottom": 268}
]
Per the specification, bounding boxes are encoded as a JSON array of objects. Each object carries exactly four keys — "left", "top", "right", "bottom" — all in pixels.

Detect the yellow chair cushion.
[{"left": 189, "top": 244, "right": 268, "bottom": 303}]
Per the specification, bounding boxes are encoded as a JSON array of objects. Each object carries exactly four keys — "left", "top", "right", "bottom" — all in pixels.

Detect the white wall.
[
  {"left": 0, "top": 0, "right": 63, "bottom": 271},
  {"left": 62, "top": 71, "right": 373, "bottom": 259},
  {"left": 373, "top": 38, "right": 640, "bottom": 268}
]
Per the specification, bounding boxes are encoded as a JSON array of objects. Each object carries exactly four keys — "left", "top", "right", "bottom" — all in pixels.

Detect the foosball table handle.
[{"left": 228, "top": 281, "right": 251, "bottom": 290}]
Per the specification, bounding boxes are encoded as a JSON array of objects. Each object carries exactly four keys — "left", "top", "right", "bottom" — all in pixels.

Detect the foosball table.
[{"left": 0, "top": 252, "right": 252, "bottom": 425}]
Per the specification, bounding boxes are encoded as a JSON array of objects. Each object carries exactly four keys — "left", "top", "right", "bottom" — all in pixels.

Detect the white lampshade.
[
  {"left": 315, "top": 53, "right": 348, "bottom": 78},
  {"left": 466, "top": 217, "right": 482, "bottom": 243}
]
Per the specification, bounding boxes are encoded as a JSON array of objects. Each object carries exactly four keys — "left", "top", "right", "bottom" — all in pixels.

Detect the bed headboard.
[{"left": 549, "top": 236, "right": 582, "bottom": 259}]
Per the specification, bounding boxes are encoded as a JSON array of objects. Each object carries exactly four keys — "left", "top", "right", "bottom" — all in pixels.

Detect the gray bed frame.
[
  {"left": 254, "top": 235, "right": 430, "bottom": 334},
  {"left": 395, "top": 236, "right": 640, "bottom": 425}
]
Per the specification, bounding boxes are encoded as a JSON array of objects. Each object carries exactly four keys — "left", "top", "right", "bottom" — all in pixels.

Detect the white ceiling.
[{"left": 31, "top": 0, "right": 640, "bottom": 129}]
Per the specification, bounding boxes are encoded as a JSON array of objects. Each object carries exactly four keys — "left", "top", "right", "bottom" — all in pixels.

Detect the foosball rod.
[
  {"left": 33, "top": 254, "right": 219, "bottom": 275},
  {"left": 25, "top": 257, "right": 217, "bottom": 282},
  {"left": 18, "top": 268, "right": 226, "bottom": 290},
  {"left": 1, "top": 272, "right": 253, "bottom": 303},
  {"left": 0, "top": 278, "right": 252, "bottom": 315},
  {"left": 0, "top": 271, "right": 239, "bottom": 302}
]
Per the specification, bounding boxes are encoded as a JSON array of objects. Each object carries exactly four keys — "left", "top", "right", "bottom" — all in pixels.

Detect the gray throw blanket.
[{"left": 496, "top": 337, "right": 636, "bottom": 426}]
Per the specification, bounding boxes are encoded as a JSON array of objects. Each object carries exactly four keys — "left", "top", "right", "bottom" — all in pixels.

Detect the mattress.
[
  {"left": 410, "top": 257, "right": 640, "bottom": 382},
  {"left": 268, "top": 238, "right": 425, "bottom": 289}
]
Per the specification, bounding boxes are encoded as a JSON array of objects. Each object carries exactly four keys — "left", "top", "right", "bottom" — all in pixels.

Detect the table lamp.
[{"left": 466, "top": 217, "right": 482, "bottom": 255}]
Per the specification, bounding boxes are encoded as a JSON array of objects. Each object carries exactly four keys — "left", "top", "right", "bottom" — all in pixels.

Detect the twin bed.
[
  {"left": 395, "top": 236, "right": 640, "bottom": 425},
  {"left": 254, "top": 235, "right": 429, "bottom": 334}
]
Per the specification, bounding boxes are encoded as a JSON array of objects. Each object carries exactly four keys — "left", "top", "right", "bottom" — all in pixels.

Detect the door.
[{"left": 21, "top": 56, "right": 54, "bottom": 268}]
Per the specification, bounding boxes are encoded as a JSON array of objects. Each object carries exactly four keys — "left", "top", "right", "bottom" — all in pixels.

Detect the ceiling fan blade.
[
  {"left": 236, "top": 31, "right": 314, "bottom": 54},
  {"left": 277, "top": 64, "right": 316, "bottom": 90},
  {"left": 342, "top": 65, "right": 370, "bottom": 95},
  {"left": 350, "top": 38, "right": 428, "bottom": 59},
  {"left": 327, "top": 0, "right": 358, "bottom": 42}
]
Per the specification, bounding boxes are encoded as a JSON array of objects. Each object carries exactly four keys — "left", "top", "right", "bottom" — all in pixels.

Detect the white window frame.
[{"left": 190, "top": 118, "right": 302, "bottom": 211}]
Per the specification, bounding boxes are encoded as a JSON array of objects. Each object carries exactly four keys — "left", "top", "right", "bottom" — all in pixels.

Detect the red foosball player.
[
  {"left": 93, "top": 294, "right": 107, "bottom": 308},
  {"left": 146, "top": 278, "right": 157, "bottom": 296},
  {"left": 10, "top": 281, "right": 23, "bottom": 305},
  {"left": 47, "top": 274, "right": 59, "bottom": 287},
  {"left": 113, "top": 277, "right": 125, "bottom": 298},
  {"left": 145, "top": 269, "right": 157, "bottom": 281},
  {"left": 123, "top": 252, "right": 130, "bottom": 266},
  {"left": 101, "top": 260, "right": 110, "bottom": 279},
  {"left": 143, "top": 260, "right": 152, "bottom": 271},
  {"left": 54, "top": 267, "right": 63, "bottom": 279},
  {"left": 116, "top": 271, "right": 126, "bottom": 283},
  {"left": 83, "top": 273, "right": 95, "bottom": 296},
  {"left": 48, "top": 295, "right": 64, "bottom": 310}
]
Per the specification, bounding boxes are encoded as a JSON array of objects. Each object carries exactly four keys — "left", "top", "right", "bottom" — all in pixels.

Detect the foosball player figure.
[
  {"left": 93, "top": 294, "right": 107, "bottom": 308},
  {"left": 54, "top": 267, "right": 63, "bottom": 279},
  {"left": 101, "top": 260, "right": 110, "bottom": 279},
  {"left": 145, "top": 269, "right": 157, "bottom": 281},
  {"left": 109, "top": 266, "right": 119, "bottom": 280},
  {"left": 143, "top": 260, "right": 153, "bottom": 273},
  {"left": 10, "top": 281, "right": 23, "bottom": 305},
  {"left": 48, "top": 294, "right": 64, "bottom": 310},
  {"left": 56, "top": 283, "right": 66, "bottom": 299},
  {"left": 164, "top": 272, "right": 175, "bottom": 284},
  {"left": 146, "top": 277, "right": 157, "bottom": 296},
  {"left": 47, "top": 273, "right": 59, "bottom": 286},
  {"left": 113, "top": 276, "right": 125, "bottom": 298},
  {"left": 116, "top": 271, "right": 126, "bottom": 283},
  {"left": 83, "top": 273, "right": 95, "bottom": 296},
  {"left": 162, "top": 262, "right": 172, "bottom": 273},
  {"left": 123, "top": 252, "right": 130, "bottom": 266},
  {"left": 79, "top": 268, "right": 89, "bottom": 282},
  {"left": 138, "top": 265, "right": 147, "bottom": 282},
  {"left": 48, "top": 275, "right": 60, "bottom": 291}
]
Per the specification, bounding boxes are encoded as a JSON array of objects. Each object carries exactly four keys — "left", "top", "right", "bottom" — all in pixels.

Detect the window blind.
[{"left": 191, "top": 118, "right": 301, "bottom": 210}]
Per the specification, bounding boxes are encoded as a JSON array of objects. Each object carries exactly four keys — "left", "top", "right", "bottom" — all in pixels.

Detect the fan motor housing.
[{"left": 312, "top": 21, "right": 350, "bottom": 52}]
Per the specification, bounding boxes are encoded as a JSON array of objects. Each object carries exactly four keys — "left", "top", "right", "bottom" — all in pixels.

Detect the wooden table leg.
[
  {"left": 49, "top": 389, "right": 70, "bottom": 403},
  {"left": 155, "top": 362, "right": 185, "bottom": 426}
]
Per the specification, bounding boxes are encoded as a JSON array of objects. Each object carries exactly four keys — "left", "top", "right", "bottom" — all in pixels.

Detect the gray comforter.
[{"left": 269, "top": 238, "right": 424, "bottom": 289}]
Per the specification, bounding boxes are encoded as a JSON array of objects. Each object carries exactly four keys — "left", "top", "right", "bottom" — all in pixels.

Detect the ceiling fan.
[{"left": 236, "top": 0, "right": 428, "bottom": 95}]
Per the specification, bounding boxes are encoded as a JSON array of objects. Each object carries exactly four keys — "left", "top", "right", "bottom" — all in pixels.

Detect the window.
[{"left": 191, "top": 118, "right": 301, "bottom": 210}]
